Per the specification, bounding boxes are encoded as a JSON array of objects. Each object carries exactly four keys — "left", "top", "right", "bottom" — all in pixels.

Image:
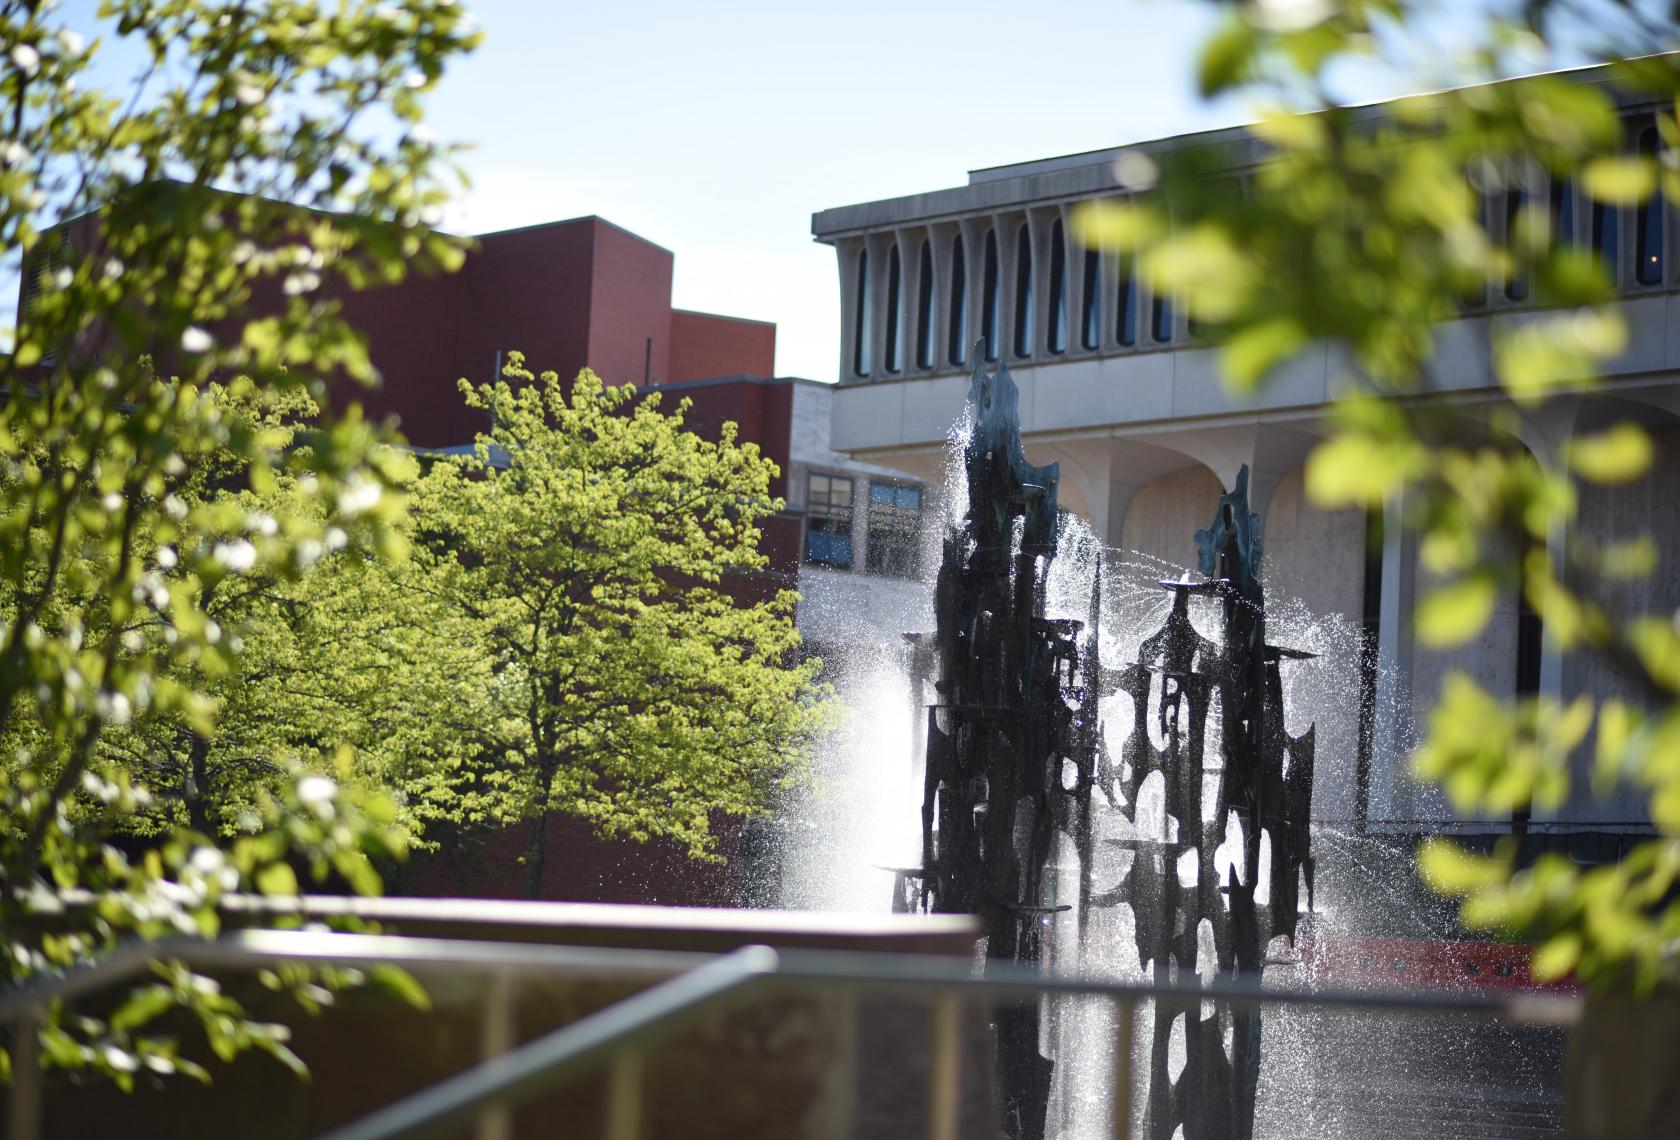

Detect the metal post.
[
  {"left": 8, "top": 1009, "right": 42, "bottom": 1140},
  {"left": 605, "top": 1049, "right": 644, "bottom": 1140},
  {"left": 822, "top": 989, "right": 859, "bottom": 1140},
  {"left": 928, "top": 993, "right": 961, "bottom": 1140},
  {"left": 1110, "top": 998, "right": 1135, "bottom": 1140},
  {"left": 477, "top": 970, "right": 515, "bottom": 1140}
]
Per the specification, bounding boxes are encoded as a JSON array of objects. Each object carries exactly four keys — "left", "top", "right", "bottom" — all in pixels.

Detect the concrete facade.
[{"left": 811, "top": 71, "right": 1680, "bottom": 839}]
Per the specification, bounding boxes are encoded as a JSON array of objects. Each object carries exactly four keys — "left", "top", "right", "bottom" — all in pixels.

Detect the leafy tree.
[
  {"left": 20, "top": 380, "right": 497, "bottom": 850},
  {"left": 0, "top": 0, "right": 476, "bottom": 1090},
  {"left": 1080, "top": 1, "right": 1680, "bottom": 987},
  {"left": 410, "top": 355, "right": 834, "bottom": 900}
]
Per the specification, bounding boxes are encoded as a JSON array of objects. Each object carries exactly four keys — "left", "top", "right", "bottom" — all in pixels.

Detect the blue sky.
[
  {"left": 423, "top": 0, "right": 1243, "bottom": 381},
  {"left": 44, "top": 0, "right": 1544, "bottom": 381}
]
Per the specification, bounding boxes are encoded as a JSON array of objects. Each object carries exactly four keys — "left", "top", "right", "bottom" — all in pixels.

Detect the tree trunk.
[
  {"left": 185, "top": 731, "right": 212, "bottom": 836},
  {"left": 522, "top": 781, "right": 552, "bottom": 900}
]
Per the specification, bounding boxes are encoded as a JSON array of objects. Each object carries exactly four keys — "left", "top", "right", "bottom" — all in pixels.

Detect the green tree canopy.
[
  {"left": 0, "top": 0, "right": 477, "bottom": 1089},
  {"left": 409, "top": 355, "right": 834, "bottom": 899}
]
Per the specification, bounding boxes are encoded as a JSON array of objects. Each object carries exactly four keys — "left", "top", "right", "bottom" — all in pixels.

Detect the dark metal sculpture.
[{"left": 910, "top": 352, "right": 1315, "bottom": 1140}]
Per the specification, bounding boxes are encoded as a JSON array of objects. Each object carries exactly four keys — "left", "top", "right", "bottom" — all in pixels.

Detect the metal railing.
[{"left": 0, "top": 928, "right": 1582, "bottom": 1140}]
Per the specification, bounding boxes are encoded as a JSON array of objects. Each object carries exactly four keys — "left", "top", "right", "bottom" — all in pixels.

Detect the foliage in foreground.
[
  {"left": 1081, "top": 0, "right": 1680, "bottom": 987},
  {"left": 0, "top": 0, "right": 477, "bottom": 1087}
]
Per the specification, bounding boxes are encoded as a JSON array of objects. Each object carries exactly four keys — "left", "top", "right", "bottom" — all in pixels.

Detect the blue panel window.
[
  {"left": 884, "top": 243, "right": 902, "bottom": 373},
  {"left": 982, "top": 229, "right": 1000, "bottom": 361},
  {"left": 1151, "top": 289, "right": 1172, "bottom": 343},
  {"left": 1505, "top": 184, "right": 1530, "bottom": 302},
  {"left": 1593, "top": 195, "right": 1619, "bottom": 284},
  {"left": 948, "top": 236, "right": 968, "bottom": 365},
  {"left": 805, "top": 473, "right": 854, "bottom": 568},
  {"left": 1014, "top": 223, "right": 1034, "bottom": 357},
  {"left": 1117, "top": 257, "right": 1137, "bottom": 346},
  {"left": 866, "top": 482, "right": 924, "bottom": 578},
  {"left": 853, "top": 251, "right": 871, "bottom": 377},
  {"left": 1638, "top": 127, "right": 1664, "bottom": 286},
  {"left": 1081, "top": 249, "right": 1101, "bottom": 350},
  {"left": 1047, "top": 219, "right": 1068, "bottom": 354},
  {"left": 1551, "top": 175, "right": 1576, "bottom": 248}
]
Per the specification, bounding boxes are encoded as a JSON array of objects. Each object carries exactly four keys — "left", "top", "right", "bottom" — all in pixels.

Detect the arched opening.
[
  {"left": 1637, "top": 126, "right": 1664, "bottom": 285},
  {"left": 1013, "top": 223, "right": 1034, "bottom": 357},
  {"left": 884, "top": 243, "right": 902, "bottom": 373},
  {"left": 948, "top": 236, "right": 968, "bottom": 366},
  {"left": 915, "top": 240, "right": 934, "bottom": 369},
  {"left": 1081, "top": 249, "right": 1101, "bottom": 350},
  {"left": 1047, "top": 219, "right": 1068, "bottom": 354},
  {"left": 982, "top": 229, "right": 1000, "bottom": 361},
  {"left": 853, "top": 249, "right": 871, "bottom": 377}
]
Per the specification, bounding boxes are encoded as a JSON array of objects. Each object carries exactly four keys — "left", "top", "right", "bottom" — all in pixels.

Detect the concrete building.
[{"left": 810, "top": 71, "right": 1675, "bottom": 860}]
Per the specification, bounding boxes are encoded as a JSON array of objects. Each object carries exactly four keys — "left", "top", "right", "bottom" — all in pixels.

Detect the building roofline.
[
  {"left": 812, "top": 55, "right": 1669, "bottom": 239},
  {"left": 670, "top": 307, "right": 777, "bottom": 328},
  {"left": 469, "top": 213, "right": 675, "bottom": 255},
  {"left": 647, "top": 374, "right": 831, "bottom": 393}
]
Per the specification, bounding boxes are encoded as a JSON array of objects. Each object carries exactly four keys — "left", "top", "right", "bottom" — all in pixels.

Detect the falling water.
[{"left": 775, "top": 414, "right": 1566, "bottom": 1138}]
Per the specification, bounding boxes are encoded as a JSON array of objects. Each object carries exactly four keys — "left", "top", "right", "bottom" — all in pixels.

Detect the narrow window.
[
  {"left": 1505, "top": 185, "right": 1530, "bottom": 302},
  {"left": 915, "top": 240, "right": 934, "bottom": 369},
  {"left": 1593, "top": 196, "right": 1619, "bottom": 284},
  {"left": 853, "top": 250, "right": 871, "bottom": 377},
  {"left": 1013, "top": 223, "right": 1034, "bottom": 357},
  {"left": 1151, "top": 289, "right": 1172, "bottom": 343},
  {"left": 1117, "top": 257, "right": 1137, "bottom": 346},
  {"left": 948, "top": 237, "right": 968, "bottom": 366},
  {"left": 866, "top": 482, "right": 924, "bottom": 578},
  {"left": 805, "top": 474, "right": 854, "bottom": 568},
  {"left": 982, "top": 229, "right": 1000, "bottom": 361},
  {"left": 1081, "top": 249, "right": 1101, "bottom": 350},
  {"left": 884, "top": 243, "right": 902, "bottom": 373},
  {"left": 1047, "top": 219, "right": 1068, "bottom": 354},
  {"left": 1551, "top": 175, "right": 1576, "bottom": 247},
  {"left": 1638, "top": 127, "right": 1664, "bottom": 286}
]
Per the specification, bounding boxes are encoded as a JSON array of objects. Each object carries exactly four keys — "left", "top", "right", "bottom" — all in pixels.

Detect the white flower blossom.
[
  {"left": 11, "top": 44, "right": 40, "bottom": 75},
  {"left": 213, "top": 539, "right": 257, "bottom": 573},
  {"left": 180, "top": 326, "right": 213, "bottom": 353},
  {"left": 337, "top": 475, "right": 382, "bottom": 516}
]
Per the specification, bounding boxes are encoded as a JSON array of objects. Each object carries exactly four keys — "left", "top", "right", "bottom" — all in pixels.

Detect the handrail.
[
  {"left": 0, "top": 927, "right": 1584, "bottom": 1026},
  {"left": 0, "top": 928, "right": 1585, "bottom": 1140},
  {"left": 312, "top": 944, "right": 782, "bottom": 1140}
]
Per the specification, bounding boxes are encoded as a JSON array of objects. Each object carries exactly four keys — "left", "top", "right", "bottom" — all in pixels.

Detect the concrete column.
[
  {"left": 865, "top": 232, "right": 892, "bottom": 382},
  {"left": 997, "top": 212, "right": 1022, "bottom": 362},
  {"left": 836, "top": 239, "right": 863, "bottom": 382},
  {"left": 1369, "top": 491, "right": 1417, "bottom": 823},
  {"left": 926, "top": 225, "right": 954, "bottom": 374},
  {"left": 961, "top": 216, "right": 991, "bottom": 365},
  {"left": 1028, "top": 206, "right": 1054, "bottom": 359}
]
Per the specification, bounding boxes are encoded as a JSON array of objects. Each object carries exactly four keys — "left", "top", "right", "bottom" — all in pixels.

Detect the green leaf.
[
  {"left": 255, "top": 863, "right": 299, "bottom": 897},
  {"left": 368, "top": 965, "right": 432, "bottom": 1012},
  {"left": 1415, "top": 575, "right": 1498, "bottom": 647},
  {"left": 1567, "top": 422, "right": 1653, "bottom": 484},
  {"left": 1581, "top": 155, "right": 1657, "bottom": 204},
  {"left": 1530, "top": 932, "right": 1581, "bottom": 981},
  {"left": 1418, "top": 838, "right": 1509, "bottom": 895},
  {"left": 1221, "top": 317, "right": 1309, "bottom": 392},
  {"left": 1198, "top": 19, "right": 1257, "bottom": 97}
]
